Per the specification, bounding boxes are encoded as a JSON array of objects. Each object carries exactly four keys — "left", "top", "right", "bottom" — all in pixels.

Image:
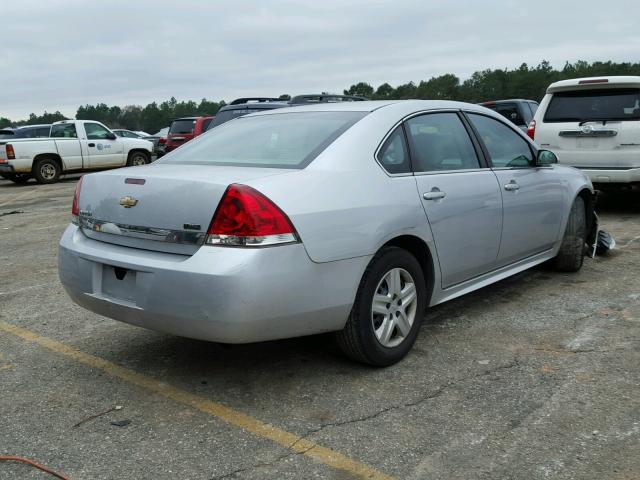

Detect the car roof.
[
  {"left": 547, "top": 76, "right": 640, "bottom": 93},
  {"left": 249, "top": 99, "right": 497, "bottom": 116},
  {"left": 17, "top": 124, "right": 50, "bottom": 129}
]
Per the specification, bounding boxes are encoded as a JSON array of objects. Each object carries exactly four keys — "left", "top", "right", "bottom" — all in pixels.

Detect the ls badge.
[{"left": 119, "top": 196, "right": 139, "bottom": 208}]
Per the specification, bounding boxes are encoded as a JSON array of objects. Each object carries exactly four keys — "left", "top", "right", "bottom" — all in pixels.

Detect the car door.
[
  {"left": 83, "top": 122, "right": 124, "bottom": 167},
  {"left": 466, "top": 112, "right": 564, "bottom": 265},
  {"left": 406, "top": 112, "right": 503, "bottom": 288},
  {"left": 50, "top": 123, "right": 84, "bottom": 169}
]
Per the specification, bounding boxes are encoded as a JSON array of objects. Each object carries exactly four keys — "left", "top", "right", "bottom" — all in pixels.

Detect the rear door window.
[
  {"left": 51, "top": 124, "right": 78, "bottom": 138},
  {"left": 544, "top": 88, "right": 640, "bottom": 122},
  {"left": 405, "top": 112, "right": 481, "bottom": 172},
  {"left": 170, "top": 120, "right": 196, "bottom": 134}
]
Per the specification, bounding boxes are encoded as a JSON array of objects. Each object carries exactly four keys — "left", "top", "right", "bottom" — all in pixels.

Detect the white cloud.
[{"left": 1, "top": 0, "right": 638, "bottom": 119}]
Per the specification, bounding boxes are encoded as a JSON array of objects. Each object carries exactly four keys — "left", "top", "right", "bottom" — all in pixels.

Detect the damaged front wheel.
[{"left": 552, "top": 196, "right": 586, "bottom": 272}]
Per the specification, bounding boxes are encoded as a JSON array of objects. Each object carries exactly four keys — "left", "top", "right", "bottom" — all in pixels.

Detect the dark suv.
[
  {"left": 207, "top": 98, "right": 290, "bottom": 130},
  {"left": 165, "top": 116, "right": 214, "bottom": 153},
  {"left": 0, "top": 124, "right": 51, "bottom": 139},
  {"left": 208, "top": 94, "right": 369, "bottom": 130},
  {"left": 478, "top": 99, "right": 538, "bottom": 132}
]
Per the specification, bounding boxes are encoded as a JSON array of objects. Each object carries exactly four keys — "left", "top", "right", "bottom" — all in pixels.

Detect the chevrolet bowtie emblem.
[{"left": 119, "top": 196, "right": 139, "bottom": 208}]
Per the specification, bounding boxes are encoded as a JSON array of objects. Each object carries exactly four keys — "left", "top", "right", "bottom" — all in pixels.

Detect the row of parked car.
[{"left": 1, "top": 78, "right": 639, "bottom": 186}]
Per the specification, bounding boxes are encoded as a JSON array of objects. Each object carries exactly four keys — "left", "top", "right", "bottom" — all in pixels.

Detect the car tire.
[
  {"left": 33, "top": 158, "right": 61, "bottom": 184},
  {"left": 127, "top": 151, "right": 150, "bottom": 166},
  {"left": 9, "top": 174, "right": 31, "bottom": 184},
  {"left": 336, "top": 246, "right": 427, "bottom": 366},
  {"left": 552, "top": 196, "right": 586, "bottom": 272}
]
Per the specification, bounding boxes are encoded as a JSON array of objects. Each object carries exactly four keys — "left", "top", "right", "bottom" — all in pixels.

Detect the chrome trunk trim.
[{"left": 78, "top": 215, "right": 206, "bottom": 245}]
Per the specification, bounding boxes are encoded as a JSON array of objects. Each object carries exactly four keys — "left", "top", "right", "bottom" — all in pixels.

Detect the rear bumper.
[
  {"left": 58, "top": 225, "right": 368, "bottom": 343},
  {"left": 0, "top": 163, "right": 15, "bottom": 174},
  {"left": 578, "top": 167, "right": 640, "bottom": 184}
]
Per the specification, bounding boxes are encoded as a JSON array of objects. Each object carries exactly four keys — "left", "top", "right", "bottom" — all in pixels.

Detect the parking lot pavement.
[{"left": 1, "top": 177, "right": 639, "bottom": 480}]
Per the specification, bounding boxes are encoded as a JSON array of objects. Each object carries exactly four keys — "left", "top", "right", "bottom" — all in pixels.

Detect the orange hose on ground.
[{"left": 0, "top": 456, "right": 70, "bottom": 479}]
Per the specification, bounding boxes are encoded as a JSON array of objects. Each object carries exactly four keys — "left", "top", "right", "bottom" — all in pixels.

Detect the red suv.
[{"left": 164, "top": 116, "right": 214, "bottom": 153}]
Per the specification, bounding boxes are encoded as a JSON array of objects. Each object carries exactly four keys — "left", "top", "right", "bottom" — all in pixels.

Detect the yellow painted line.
[{"left": 0, "top": 321, "right": 396, "bottom": 480}]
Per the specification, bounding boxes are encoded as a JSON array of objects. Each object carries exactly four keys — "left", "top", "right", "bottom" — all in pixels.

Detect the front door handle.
[
  {"left": 88, "top": 143, "right": 96, "bottom": 148},
  {"left": 504, "top": 180, "right": 520, "bottom": 191},
  {"left": 423, "top": 188, "right": 446, "bottom": 200}
]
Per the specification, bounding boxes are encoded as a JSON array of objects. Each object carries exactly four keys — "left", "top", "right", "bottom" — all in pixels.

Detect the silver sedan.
[{"left": 59, "top": 100, "right": 595, "bottom": 365}]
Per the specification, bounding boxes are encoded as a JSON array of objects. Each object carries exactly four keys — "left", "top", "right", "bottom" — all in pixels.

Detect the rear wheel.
[
  {"left": 33, "top": 158, "right": 61, "bottom": 184},
  {"left": 552, "top": 196, "right": 586, "bottom": 272},
  {"left": 337, "top": 246, "right": 427, "bottom": 366},
  {"left": 127, "top": 151, "right": 150, "bottom": 166}
]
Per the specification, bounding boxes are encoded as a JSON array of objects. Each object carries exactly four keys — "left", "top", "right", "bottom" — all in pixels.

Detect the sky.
[{"left": 1, "top": 0, "right": 639, "bottom": 120}]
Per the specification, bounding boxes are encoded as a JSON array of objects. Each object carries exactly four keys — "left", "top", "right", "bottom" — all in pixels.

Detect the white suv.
[{"left": 530, "top": 76, "right": 640, "bottom": 185}]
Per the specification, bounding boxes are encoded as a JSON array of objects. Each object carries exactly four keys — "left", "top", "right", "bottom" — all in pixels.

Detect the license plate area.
[
  {"left": 576, "top": 138, "right": 598, "bottom": 149},
  {"left": 101, "top": 265, "right": 137, "bottom": 303}
]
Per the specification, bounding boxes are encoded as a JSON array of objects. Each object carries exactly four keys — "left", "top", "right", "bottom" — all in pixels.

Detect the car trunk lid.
[{"left": 78, "top": 164, "right": 293, "bottom": 255}]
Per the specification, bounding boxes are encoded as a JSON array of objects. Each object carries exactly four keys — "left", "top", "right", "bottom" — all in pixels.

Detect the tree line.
[
  {"left": 2, "top": 60, "right": 639, "bottom": 133},
  {"left": 344, "top": 60, "right": 640, "bottom": 102}
]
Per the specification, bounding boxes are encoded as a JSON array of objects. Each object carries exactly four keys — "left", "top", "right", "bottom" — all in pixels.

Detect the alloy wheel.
[{"left": 371, "top": 268, "right": 418, "bottom": 348}]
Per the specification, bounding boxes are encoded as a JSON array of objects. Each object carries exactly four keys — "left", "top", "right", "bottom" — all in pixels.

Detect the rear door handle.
[
  {"left": 88, "top": 143, "right": 95, "bottom": 147},
  {"left": 423, "top": 189, "right": 446, "bottom": 200},
  {"left": 504, "top": 181, "right": 520, "bottom": 191}
]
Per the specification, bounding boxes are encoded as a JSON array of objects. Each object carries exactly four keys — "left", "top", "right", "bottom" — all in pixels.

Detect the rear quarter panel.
[{"left": 5, "top": 139, "right": 60, "bottom": 173}]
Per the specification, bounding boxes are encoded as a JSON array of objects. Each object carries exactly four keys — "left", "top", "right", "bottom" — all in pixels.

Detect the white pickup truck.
[{"left": 0, "top": 120, "right": 154, "bottom": 184}]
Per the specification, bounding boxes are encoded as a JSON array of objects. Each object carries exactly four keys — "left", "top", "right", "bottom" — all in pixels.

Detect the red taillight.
[
  {"left": 158, "top": 138, "right": 166, "bottom": 145},
  {"left": 71, "top": 176, "right": 84, "bottom": 224},
  {"left": 526, "top": 120, "right": 536, "bottom": 140},
  {"left": 5, "top": 144, "right": 15, "bottom": 160},
  {"left": 206, "top": 184, "right": 297, "bottom": 247}
]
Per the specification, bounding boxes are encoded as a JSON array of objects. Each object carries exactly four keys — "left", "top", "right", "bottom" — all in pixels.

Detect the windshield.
[
  {"left": 160, "top": 111, "right": 366, "bottom": 169},
  {"left": 545, "top": 88, "right": 640, "bottom": 122}
]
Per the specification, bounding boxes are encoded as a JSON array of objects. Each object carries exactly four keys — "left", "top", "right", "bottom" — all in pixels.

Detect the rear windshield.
[
  {"left": 544, "top": 88, "right": 640, "bottom": 122},
  {"left": 160, "top": 111, "right": 366, "bottom": 169},
  {"left": 485, "top": 103, "right": 526, "bottom": 126},
  {"left": 169, "top": 119, "right": 196, "bottom": 134}
]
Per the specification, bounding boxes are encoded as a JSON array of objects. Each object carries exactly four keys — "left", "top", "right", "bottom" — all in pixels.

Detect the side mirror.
[
  {"left": 536, "top": 149, "right": 557, "bottom": 166},
  {"left": 106, "top": 132, "right": 117, "bottom": 140}
]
